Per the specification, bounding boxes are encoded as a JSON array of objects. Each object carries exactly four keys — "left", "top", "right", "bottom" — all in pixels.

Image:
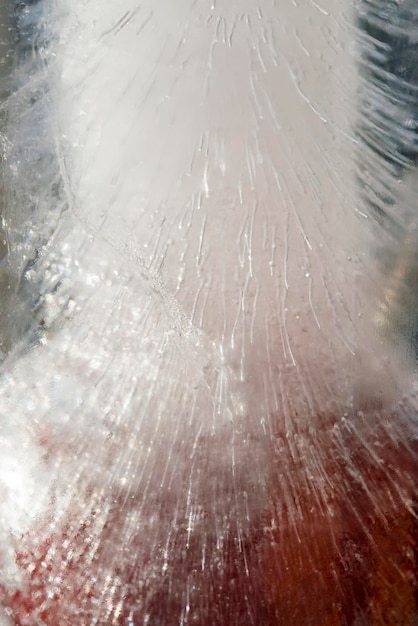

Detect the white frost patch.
[{"left": 0, "top": 396, "right": 51, "bottom": 587}]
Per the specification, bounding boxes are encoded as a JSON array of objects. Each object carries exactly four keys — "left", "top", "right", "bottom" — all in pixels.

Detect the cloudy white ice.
[{"left": 0, "top": 0, "right": 417, "bottom": 624}]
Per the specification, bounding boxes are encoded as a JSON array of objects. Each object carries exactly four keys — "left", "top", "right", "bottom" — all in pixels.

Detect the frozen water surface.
[{"left": 0, "top": 0, "right": 417, "bottom": 624}]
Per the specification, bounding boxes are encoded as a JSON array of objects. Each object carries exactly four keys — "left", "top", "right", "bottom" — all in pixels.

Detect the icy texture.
[{"left": 0, "top": 0, "right": 416, "bottom": 624}]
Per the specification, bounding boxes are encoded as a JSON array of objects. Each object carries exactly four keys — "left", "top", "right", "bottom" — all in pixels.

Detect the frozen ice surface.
[{"left": 0, "top": 0, "right": 417, "bottom": 624}]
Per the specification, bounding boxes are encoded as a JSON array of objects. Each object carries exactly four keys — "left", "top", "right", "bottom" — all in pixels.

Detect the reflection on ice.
[{"left": 0, "top": 1, "right": 416, "bottom": 624}]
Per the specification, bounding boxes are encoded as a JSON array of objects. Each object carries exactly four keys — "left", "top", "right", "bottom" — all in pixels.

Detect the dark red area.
[{"left": 1, "top": 404, "right": 417, "bottom": 625}]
